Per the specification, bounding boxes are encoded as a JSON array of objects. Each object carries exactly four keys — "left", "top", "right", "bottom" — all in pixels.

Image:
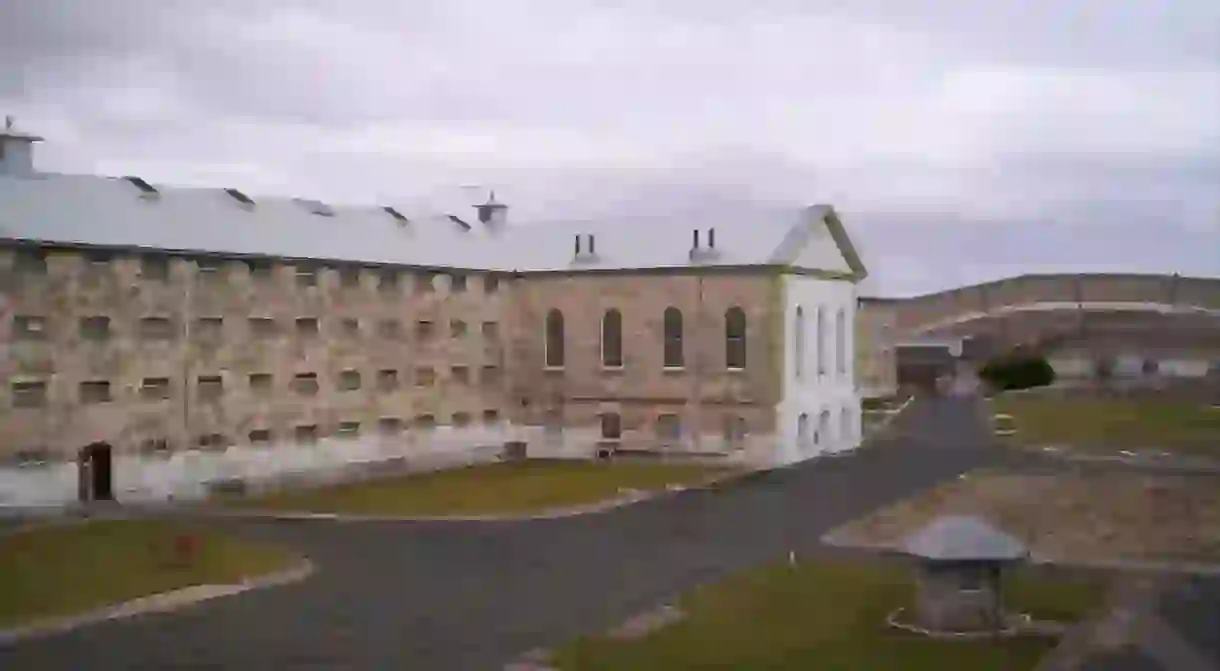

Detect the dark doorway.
[{"left": 78, "top": 442, "right": 114, "bottom": 502}]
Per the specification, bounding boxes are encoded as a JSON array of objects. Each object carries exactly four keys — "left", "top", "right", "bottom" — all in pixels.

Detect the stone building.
[{"left": 0, "top": 127, "right": 868, "bottom": 506}]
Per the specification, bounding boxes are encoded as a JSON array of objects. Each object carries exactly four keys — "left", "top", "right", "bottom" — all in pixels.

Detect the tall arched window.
[
  {"left": 663, "top": 307, "right": 684, "bottom": 368},
  {"left": 725, "top": 307, "right": 747, "bottom": 370},
  {"left": 601, "top": 309, "right": 623, "bottom": 368},
  {"left": 836, "top": 308, "right": 847, "bottom": 376},
  {"left": 797, "top": 413, "right": 810, "bottom": 452},
  {"left": 818, "top": 409, "right": 831, "bottom": 448},
  {"left": 816, "top": 307, "right": 827, "bottom": 376},
  {"left": 794, "top": 306, "right": 805, "bottom": 379},
  {"left": 544, "top": 309, "right": 565, "bottom": 368},
  {"left": 840, "top": 406, "right": 852, "bottom": 446}
]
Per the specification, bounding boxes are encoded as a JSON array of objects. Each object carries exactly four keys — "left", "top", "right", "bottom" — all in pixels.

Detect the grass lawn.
[
  {"left": 552, "top": 559, "right": 1106, "bottom": 671},
  {"left": 992, "top": 395, "right": 1220, "bottom": 453},
  {"left": 223, "top": 460, "right": 736, "bottom": 516},
  {"left": 0, "top": 519, "right": 298, "bottom": 629}
]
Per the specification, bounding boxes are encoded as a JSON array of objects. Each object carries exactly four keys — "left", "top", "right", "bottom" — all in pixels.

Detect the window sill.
[
  {"left": 662, "top": 367, "right": 686, "bottom": 374},
  {"left": 601, "top": 365, "right": 625, "bottom": 374},
  {"left": 543, "top": 366, "right": 566, "bottom": 373},
  {"left": 726, "top": 367, "right": 746, "bottom": 374}
]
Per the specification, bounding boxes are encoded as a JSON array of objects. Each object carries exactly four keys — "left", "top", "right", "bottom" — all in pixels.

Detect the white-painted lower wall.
[
  {"left": 776, "top": 275, "right": 861, "bottom": 465},
  {"left": 0, "top": 424, "right": 516, "bottom": 509},
  {"left": 1049, "top": 349, "right": 1216, "bottom": 380}
]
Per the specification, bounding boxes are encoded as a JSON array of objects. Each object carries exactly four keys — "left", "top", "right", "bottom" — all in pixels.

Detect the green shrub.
[{"left": 979, "top": 354, "right": 1056, "bottom": 391}]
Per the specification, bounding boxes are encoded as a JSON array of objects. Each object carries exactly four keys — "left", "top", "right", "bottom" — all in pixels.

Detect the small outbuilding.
[{"left": 900, "top": 515, "right": 1029, "bottom": 632}]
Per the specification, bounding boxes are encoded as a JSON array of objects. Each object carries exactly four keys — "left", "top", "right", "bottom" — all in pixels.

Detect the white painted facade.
[{"left": 777, "top": 274, "right": 860, "bottom": 464}]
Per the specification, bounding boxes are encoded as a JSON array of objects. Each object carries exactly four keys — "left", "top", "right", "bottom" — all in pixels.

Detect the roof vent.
[
  {"left": 573, "top": 233, "right": 598, "bottom": 262},
  {"left": 474, "top": 190, "right": 509, "bottom": 231},
  {"left": 223, "top": 188, "right": 255, "bottom": 208},
  {"left": 447, "top": 215, "right": 472, "bottom": 231},
  {"left": 689, "top": 227, "right": 719, "bottom": 261},
  {"left": 124, "top": 176, "right": 159, "bottom": 199},
  {"left": 382, "top": 206, "right": 409, "bottom": 225},
  {"left": 294, "top": 198, "right": 334, "bottom": 217}
]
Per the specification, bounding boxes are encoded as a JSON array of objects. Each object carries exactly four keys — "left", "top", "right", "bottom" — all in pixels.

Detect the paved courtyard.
[{"left": 0, "top": 399, "right": 1002, "bottom": 670}]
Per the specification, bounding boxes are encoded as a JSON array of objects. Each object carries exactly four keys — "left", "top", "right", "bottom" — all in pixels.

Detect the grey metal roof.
[
  {"left": 0, "top": 171, "right": 864, "bottom": 276},
  {"left": 902, "top": 515, "right": 1028, "bottom": 562}
]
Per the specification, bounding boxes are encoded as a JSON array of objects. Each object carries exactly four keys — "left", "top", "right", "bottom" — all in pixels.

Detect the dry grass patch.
[
  {"left": 224, "top": 459, "right": 736, "bottom": 516},
  {"left": 829, "top": 471, "right": 1220, "bottom": 564},
  {"left": 991, "top": 395, "right": 1220, "bottom": 454},
  {"left": 0, "top": 519, "right": 298, "bottom": 629}
]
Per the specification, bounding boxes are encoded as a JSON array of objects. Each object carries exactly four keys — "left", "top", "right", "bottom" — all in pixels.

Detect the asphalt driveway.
[{"left": 0, "top": 398, "right": 1001, "bottom": 670}]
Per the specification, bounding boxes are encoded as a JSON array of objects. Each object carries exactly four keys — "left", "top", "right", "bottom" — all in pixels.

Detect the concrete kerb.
[{"left": 0, "top": 558, "right": 315, "bottom": 646}]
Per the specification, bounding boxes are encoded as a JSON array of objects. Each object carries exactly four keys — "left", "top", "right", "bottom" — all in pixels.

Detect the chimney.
[
  {"left": 474, "top": 190, "right": 509, "bottom": 231},
  {"left": 0, "top": 117, "right": 44, "bottom": 177}
]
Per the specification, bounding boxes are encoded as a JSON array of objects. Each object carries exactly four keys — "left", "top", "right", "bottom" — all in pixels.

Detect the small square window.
[
  {"left": 80, "top": 380, "right": 112, "bottom": 404},
  {"left": 249, "top": 373, "right": 273, "bottom": 392},
  {"left": 481, "top": 321, "right": 500, "bottom": 340},
  {"left": 339, "top": 267, "right": 361, "bottom": 289},
  {"left": 248, "top": 429, "right": 272, "bottom": 444},
  {"left": 336, "top": 421, "right": 361, "bottom": 438},
  {"left": 197, "top": 433, "right": 228, "bottom": 451},
  {"left": 377, "top": 417, "right": 402, "bottom": 434},
  {"left": 295, "top": 424, "right": 319, "bottom": 443},
  {"left": 83, "top": 250, "right": 113, "bottom": 268},
  {"left": 337, "top": 370, "right": 361, "bottom": 391},
  {"left": 246, "top": 260, "right": 273, "bottom": 280},
  {"left": 377, "top": 369, "right": 398, "bottom": 391},
  {"left": 450, "top": 319, "right": 467, "bottom": 338},
  {"left": 14, "top": 249, "right": 47, "bottom": 275},
  {"left": 340, "top": 318, "right": 360, "bottom": 336},
  {"left": 249, "top": 317, "right": 277, "bottom": 338},
  {"left": 79, "top": 316, "right": 111, "bottom": 341},
  {"left": 484, "top": 274, "right": 500, "bottom": 294},
  {"left": 141, "top": 255, "right": 170, "bottom": 281},
  {"left": 295, "top": 265, "right": 318, "bottom": 287},
  {"left": 415, "top": 367, "right": 436, "bottom": 387},
  {"left": 13, "top": 315, "right": 47, "bottom": 341},
  {"left": 415, "top": 320, "right": 435, "bottom": 340},
  {"left": 11, "top": 381, "right": 47, "bottom": 408},
  {"left": 197, "top": 375, "right": 224, "bottom": 401},
  {"left": 415, "top": 414, "right": 436, "bottom": 429},
  {"left": 196, "top": 258, "right": 225, "bottom": 280},
  {"left": 480, "top": 365, "right": 502, "bottom": 387},
  {"left": 195, "top": 316, "right": 224, "bottom": 339},
  {"left": 140, "top": 439, "right": 172, "bottom": 458},
  {"left": 450, "top": 366, "right": 470, "bottom": 385},
  {"left": 295, "top": 317, "right": 320, "bottom": 337},
  {"left": 482, "top": 409, "right": 500, "bottom": 424},
  {"left": 450, "top": 274, "right": 468, "bottom": 293},
  {"left": 418, "top": 273, "right": 437, "bottom": 294},
  {"left": 140, "top": 377, "right": 172, "bottom": 401},
  {"left": 377, "top": 270, "right": 399, "bottom": 293},
  {"left": 139, "top": 316, "right": 176, "bottom": 341},
  {"left": 451, "top": 412, "right": 471, "bottom": 428},
  {"left": 378, "top": 319, "right": 402, "bottom": 339},
  {"left": 292, "top": 373, "right": 319, "bottom": 396}
]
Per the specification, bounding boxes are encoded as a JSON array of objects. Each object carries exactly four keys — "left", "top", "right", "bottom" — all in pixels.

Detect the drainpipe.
[
  {"left": 693, "top": 273, "right": 705, "bottom": 453},
  {"left": 182, "top": 263, "right": 191, "bottom": 450}
]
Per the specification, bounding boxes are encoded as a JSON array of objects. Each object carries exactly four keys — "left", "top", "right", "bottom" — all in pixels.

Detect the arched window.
[
  {"left": 722, "top": 414, "right": 747, "bottom": 449},
  {"left": 797, "top": 413, "right": 810, "bottom": 451},
  {"left": 601, "top": 309, "right": 623, "bottom": 368},
  {"left": 840, "top": 406, "right": 852, "bottom": 445},
  {"left": 818, "top": 409, "right": 831, "bottom": 448},
  {"left": 836, "top": 309, "right": 847, "bottom": 376},
  {"left": 725, "top": 307, "right": 747, "bottom": 370},
  {"left": 794, "top": 306, "right": 805, "bottom": 379},
  {"left": 663, "top": 307, "right": 684, "bottom": 368},
  {"left": 816, "top": 308, "right": 827, "bottom": 376},
  {"left": 544, "top": 309, "right": 565, "bottom": 368}
]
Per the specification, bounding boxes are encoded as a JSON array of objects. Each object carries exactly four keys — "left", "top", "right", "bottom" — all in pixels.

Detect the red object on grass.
[{"left": 174, "top": 534, "right": 199, "bottom": 563}]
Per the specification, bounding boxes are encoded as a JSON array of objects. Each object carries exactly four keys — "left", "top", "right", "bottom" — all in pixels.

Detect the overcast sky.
[{"left": 2, "top": 0, "right": 1217, "bottom": 295}]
